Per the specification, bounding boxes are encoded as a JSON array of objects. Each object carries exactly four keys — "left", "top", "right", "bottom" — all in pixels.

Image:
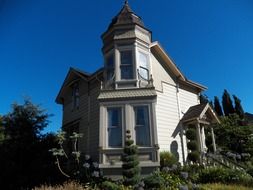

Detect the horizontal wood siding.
[
  {"left": 179, "top": 88, "right": 199, "bottom": 115},
  {"left": 156, "top": 83, "right": 185, "bottom": 163},
  {"left": 150, "top": 53, "right": 176, "bottom": 91},
  {"left": 87, "top": 81, "right": 101, "bottom": 162}
]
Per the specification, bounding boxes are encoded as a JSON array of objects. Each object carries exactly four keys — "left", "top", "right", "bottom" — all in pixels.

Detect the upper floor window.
[
  {"left": 106, "top": 54, "right": 114, "bottom": 80},
  {"left": 134, "top": 106, "right": 151, "bottom": 146},
  {"left": 72, "top": 83, "right": 80, "bottom": 109},
  {"left": 138, "top": 52, "right": 149, "bottom": 80},
  {"left": 107, "top": 107, "right": 122, "bottom": 147},
  {"left": 120, "top": 50, "right": 133, "bottom": 80}
]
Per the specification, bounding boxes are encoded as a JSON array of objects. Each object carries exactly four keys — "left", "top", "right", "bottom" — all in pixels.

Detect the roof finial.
[{"left": 124, "top": 0, "right": 128, "bottom": 5}]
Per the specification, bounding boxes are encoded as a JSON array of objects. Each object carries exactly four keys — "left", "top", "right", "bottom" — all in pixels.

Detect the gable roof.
[
  {"left": 150, "top": 41, "right": 207, "bottom": 92},
  {"left": 55, "top": 67, "right": 103, "bottom": 104},
  {"left": 181, "top": 103, "right": 220, "bottom": 124}
]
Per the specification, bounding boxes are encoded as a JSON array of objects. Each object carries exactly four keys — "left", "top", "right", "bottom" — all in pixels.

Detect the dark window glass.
[
  {"left": 120, "top": 51, "right": 133, "bottom": 79},
  {"left": 108, "top": 108, "right": 122, "bottom": 147}
]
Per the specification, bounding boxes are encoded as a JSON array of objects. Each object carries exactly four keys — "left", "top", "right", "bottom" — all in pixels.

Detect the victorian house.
[{"left": 56, "top": 2, "right": 219, "bottom": 177}]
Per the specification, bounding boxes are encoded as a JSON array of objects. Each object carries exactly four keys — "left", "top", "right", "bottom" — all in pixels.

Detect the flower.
[
  {"left": 85, "top": 154, "right": 90, "bottom": 161},
  {"left": 92, "top": 171, "right": 100, "bottom": 178},
  {"left": 83, "top": 163, "right": 90, "bottom": 168},
  {"left": 93, "top": 162, "right": 99, "bottom": 168}
]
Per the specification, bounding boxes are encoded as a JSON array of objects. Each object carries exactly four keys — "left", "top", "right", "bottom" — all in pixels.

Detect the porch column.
[
  {"left": 196, "top": 123, "right": 203, "bottom": 163},
  {"left": 211, "top": 127, "right": 217, "bottom": 153}
]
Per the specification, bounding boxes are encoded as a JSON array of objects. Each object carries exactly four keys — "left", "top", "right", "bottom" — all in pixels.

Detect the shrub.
[
  {"left": 186, "top": 128, "right": 197, "bottom": 140},
  {"left": 122, "top": 130, "right": 140, "bottom": 186},
  {"left": 198, "top": 167, "right": 253, "bottom": 187},
  {"left": 188, "top": 151, "right": 200, "bottom": 163},
  {"left": 101, "top": 181, "right": 121, "bottom": 190},
  {"left": 160, "top": 151, "right": 178, "bottom": 168},
  {"left": 187, "top": 141, "right": 198, "bottom": 151},
  {"left": 143, "top": 171, "right": 165, "bottom": 189},
  {"left": 201, "top": 183, "right": 253, "bottom": 190}
]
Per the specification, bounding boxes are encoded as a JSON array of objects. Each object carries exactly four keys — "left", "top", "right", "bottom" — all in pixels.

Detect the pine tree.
[
  {"left": 233, "top": 95, "right": 245, "bottom": 119},
  {"left": 214, "top": 96, "right": 223, "bottom": 116},
  {"left": 200, "top": 94, "right": 209, "bottom": 104},
  {"left": 122, "top": 130, "right": 140, "bottom": 187},
  {"left": 222, "top": 89, "right": 235, "bottom": 116}
]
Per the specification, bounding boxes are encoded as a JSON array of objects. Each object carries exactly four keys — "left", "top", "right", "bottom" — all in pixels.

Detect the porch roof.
[{"left": 181, "top": 103, "right": 220, "bottom": 124}]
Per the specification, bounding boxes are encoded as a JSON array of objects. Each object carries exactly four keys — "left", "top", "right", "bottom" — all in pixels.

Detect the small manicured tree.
[
  {"left": 214, "top": 96, "right": 223, "bottom": 116},
  {"left": 122, "top": 130, "right": 140, "bottom": 187},
  {"left": 233, "top": 95, "right": 245, "bottom": 119},
  {"left": 222, "top": 89, "right": 235, "bottom": 116},
  {"left": 186, "top": 127, "right": 200, "bottom": 163}
]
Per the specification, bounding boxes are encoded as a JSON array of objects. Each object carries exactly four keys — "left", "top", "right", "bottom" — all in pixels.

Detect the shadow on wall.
[{"left": 170, "top": 140, "right": 179, "bottom": 162}]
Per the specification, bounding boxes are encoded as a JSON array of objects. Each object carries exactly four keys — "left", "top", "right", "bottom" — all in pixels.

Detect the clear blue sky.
[{"left": 0, "top": 0, "right": 252, "bottom": 133}]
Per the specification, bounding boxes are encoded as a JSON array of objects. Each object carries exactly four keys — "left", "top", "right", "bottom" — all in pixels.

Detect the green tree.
[
  {"left": 222, "top": 89, "right": 235, "bottom": 116},
  {"left": 122, "top": 130, "right": 140, "bottom": 187},
  {"left": 214, "top": 96, "right": 223, "bottom": 116},
  {"left": 0, "top": 100, "right": 62, "bottom": 189},
  {"left": 233, "top": 95, "right": 245, "bottom": 119},
  {"left": 0, "top": 116, "right": 4, "bottom": 143}
]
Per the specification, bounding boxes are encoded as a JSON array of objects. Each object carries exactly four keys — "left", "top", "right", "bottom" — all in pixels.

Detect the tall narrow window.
[
  {"left": 138, "top": 52, "right": 149, "bottom": 80},
  {"left": 134, "top": 106, "right": 150, "bottom": 146},
  {"left": 72, "top": 83, "right": 80, "bottom": 109},
  {"left": 107, "top": 108, "right": 122, "bottom": 147},
  {"left": 106, "top": 54, "right": 114, "bottom": 80},
  {"left": 120, "top": 50, "right": 133, "bottom": 79}
]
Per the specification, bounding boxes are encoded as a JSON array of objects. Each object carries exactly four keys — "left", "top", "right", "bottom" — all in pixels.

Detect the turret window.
[
  {"left": 120, "top": 50, "right": 133, "bottom": 79},
  {"left": 138, "top": 51, "right": 149, "bottom": 80},
  {"left": 106, "top": 54, "right": 114, "bottom": 80}
]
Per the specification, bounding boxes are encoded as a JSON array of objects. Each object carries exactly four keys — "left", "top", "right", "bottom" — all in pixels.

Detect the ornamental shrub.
[
  {"left": 188, "top": 151, "right": 200, "bottom": 163},
  {"left": 186, "top": 128, "right": 197, "bottom": 140},
  {"left": 122, "top": 130, "right": 140, "bottom": 187},
  {"left": 160, "top": 151, "right": 178, "bottom": 168},
  {"left": 143, "top": 171, "right": 165, "bottom": 189},
  {"left": 187, "top": 141, "right": 198, "bottom": 151},
  {"left": 101, "top": 181, "right": 121, "bottom": 190}
]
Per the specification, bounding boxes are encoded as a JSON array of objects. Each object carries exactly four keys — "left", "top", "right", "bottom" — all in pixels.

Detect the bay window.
[
  {"left": 107, "top": 107, "right": 122, "bottom": 147},
  {"left": 134, "top": 106, "right": 151, "bottom": 146},
  {"left": 120, "top": 50, "right": 133, "bottom": 79}
]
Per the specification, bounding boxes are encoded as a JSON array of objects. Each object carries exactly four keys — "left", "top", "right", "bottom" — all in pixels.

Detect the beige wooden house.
[{"left": 56, "top": 2, "right": 219, "bottom": 177}]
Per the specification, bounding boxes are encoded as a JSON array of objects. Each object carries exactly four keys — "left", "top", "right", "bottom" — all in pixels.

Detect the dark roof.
[
  {"left": 107, "top": 1, "right": 144, "bottom": 30},
  {"left": 181, "top": 103, "right": 208, "bottom": 122}
]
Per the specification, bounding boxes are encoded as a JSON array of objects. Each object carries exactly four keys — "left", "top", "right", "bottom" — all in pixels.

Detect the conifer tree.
[
  {"left": 233, "top": 95, "right": 245, "bottom": 119},
  {"left": 222, "top": 89, "right": 234, "bottom": 116},
  {"left": 122, "top": 130, "right": 140, "bottom": 187},
  {"left": 214, "top": 96, "right": 223, "bottom": 116}
]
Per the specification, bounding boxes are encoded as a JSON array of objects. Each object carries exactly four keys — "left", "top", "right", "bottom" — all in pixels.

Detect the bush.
[
  {"left": 201, "top": 183, "right": 253, "bottom": 190},
  {"left": 188, "top": 151, "right": 200, "bottom": 163},
  {"left": 186, "top": 128, "right": 197, "bottom": 140},
  {"left": 198, "top": 167, "right": 253, "bottom": 187},
  {"left": 187, "top": 141, "right": 198, "bottom": 151},
  {"left": 160, "top": 151, "right": 178, "bottom": 168},
  {"left": 143, "top": 171, "right": 165, "bottom": 189},
  {"left": 101, "top": 181, "right": 121, "bottom": 190}
]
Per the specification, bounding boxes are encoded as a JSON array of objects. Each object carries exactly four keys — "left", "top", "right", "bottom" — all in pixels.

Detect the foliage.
[
  {"left": 188, "top": 152, "right": 200, "bottom": 163},
  {"left": 222, "top": 89, "right": 235, "bottom": 116},
  {"left": 122, "top": 130, "right": 140, "bottom": 187},
  {"left": 143, "top": 170, "right": 166, "bottom": 189},
  {"left": 233, "top": 95, "right": 245, "bottom": 119},
  {"left": 214, "top": 96, "right": 223, "bottom": 116},
  {"left": 0, "top": 116, "right": 4, "bottom": 143},
  {"left": 214, "top": 114, "right": 253, "bottom": 155},
  {"left": 33, "top": 181, "right": 93, "bottom": 190},
  {"left": 50, "top": 130, "right": 102, "bottom": 183},
  {"left": 100, "top": 181, "right": 121, "bottom": 190},
  {"left": 185, "top": 128, "right": 197, "bottom": 141},
  {"left": 160, "top": 151, "right": 178, "bottom": 168},
  {"left": 198, "top": 167, "right": 253, "bottom": 187},
  {"left": 187, "top": 141, "right": 198, "bottom": 151},
  {"left": 201, "top": 183, "right": 253, "bottom": 190},
  {"left": 0, "top": 100, "right": 63, "bottom": 190}
]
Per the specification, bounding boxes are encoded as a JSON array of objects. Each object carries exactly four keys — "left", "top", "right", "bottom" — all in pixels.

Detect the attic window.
[{"left": 72, "top": 83, "right": 80, "bottom": 109}]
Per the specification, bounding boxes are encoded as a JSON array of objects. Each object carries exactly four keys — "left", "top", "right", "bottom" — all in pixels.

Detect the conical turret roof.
[{"left": 107, "top": 1, "right": 145, "bottom": 30}]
